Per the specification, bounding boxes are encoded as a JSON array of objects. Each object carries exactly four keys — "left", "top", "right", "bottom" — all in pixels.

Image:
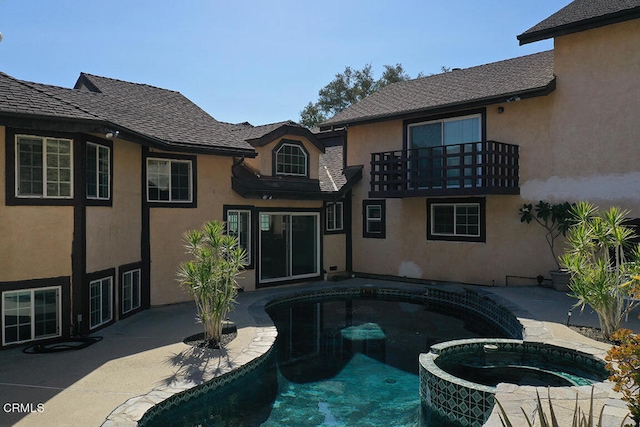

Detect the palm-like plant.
[
  {"left": 560, "top": 202, "right": 640, "bottom": 338},
  {"left": 177, "top": 220, "right": 247, "bottom": 343}
]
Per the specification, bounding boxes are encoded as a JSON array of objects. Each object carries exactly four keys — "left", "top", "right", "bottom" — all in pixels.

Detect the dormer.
[{"left": 242, "top": 123, "right": 323, "bottom": 181}]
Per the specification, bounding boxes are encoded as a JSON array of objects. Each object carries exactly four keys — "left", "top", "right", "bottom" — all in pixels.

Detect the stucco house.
[
  {"left": 320, "top": 0, "right": 640, "bottom": 286},
  {"left": 0, "top": 72, "right": 360, "bottom": 347},
  {"left": 2, "top": 0, "right": 639, "bottom": 349}
]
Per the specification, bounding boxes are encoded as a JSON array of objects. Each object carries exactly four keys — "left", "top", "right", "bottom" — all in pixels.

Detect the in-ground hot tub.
[{"left": 420, "top": 338, "right": 609, "bottom": 427}]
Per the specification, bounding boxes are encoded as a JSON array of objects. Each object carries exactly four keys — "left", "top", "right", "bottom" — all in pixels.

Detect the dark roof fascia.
[
  {"left": 319, "top": 78, "right": 556, "bottom": 131},
  {"left": 118, "top": 130, "right": 258, "bottom": 158},
  {"left": 0, "top": 112, "right": 257, "bottom": 158},
  {"left": 0, "top": 113, "right": 107, "bottom": 134},
  {"left": 246, "top": 124, "right": 325, "bottom": 153},
  {"left": 231, "top": 177, "right": 331, "bottom": 201},
  {"left": 518, "top": 7, "right": 640, "bottom": 45}
]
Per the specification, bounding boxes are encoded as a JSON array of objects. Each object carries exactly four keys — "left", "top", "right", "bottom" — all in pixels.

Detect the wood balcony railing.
[{"left": 369, "top": 141, "right": 519, "bottom": 198}]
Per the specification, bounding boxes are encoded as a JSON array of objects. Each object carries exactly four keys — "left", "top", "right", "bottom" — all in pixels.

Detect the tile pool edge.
[{"left": 420, "top": 338, "right": 611, "bottom": 427}]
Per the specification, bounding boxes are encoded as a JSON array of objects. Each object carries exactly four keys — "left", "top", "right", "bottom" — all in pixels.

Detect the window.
[
  {"left": 2, "top": 287, "right": 61, "bottom": 345},
  {"left": 16, "top": 135, "right": 73, "bottom": 198},
  {"left": 275, "top": 142, "right": 307, "bottom": 177},
  {"left": 89, "top": 277, "right": 113, "bottom": 329},
  {"left": 147, "top": 158, "right": 192, "bottom": 202},
  {"left": 121, "top": 269, "right": 141, "bottom": 314},
  {"left": 407, "top": 114, "right": 482, "bottom": 189},
  {"left": 326, "top": 202, "right": 344, "bottom": 232},
  {"left": 408, "top": 114, "right": 481, "bottom": 148},
  {"left": 363, "top": 200, "right": 386, "bottom": 238},
  {"left": 86, "top": 142, "right": 110, "bottom": 200},
  {"left": 227, "top": 209, "right": 251, "bottom": 265},
  {"left": 427, "top": 198, "right": 485, "bottom": 242}
]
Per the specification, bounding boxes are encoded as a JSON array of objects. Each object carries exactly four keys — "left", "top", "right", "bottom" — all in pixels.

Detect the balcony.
[{"left": 369, "top": 141, "right": 519, "bottom": 198}]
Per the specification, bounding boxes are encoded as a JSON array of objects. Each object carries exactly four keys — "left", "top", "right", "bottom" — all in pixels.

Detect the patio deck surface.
[{"left": 0, "top": 278, "right": 638, "bottom": 427}]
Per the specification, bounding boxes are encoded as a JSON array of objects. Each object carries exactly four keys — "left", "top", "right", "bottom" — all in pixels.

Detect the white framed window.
[
  {"left": 16, "top": 135, "right": 73, "bottom": 198},
  {"left": 86, "top": 142, "right": 111, "bottom": 200},
  {"left": 427, "top": 198, "right": 485, "bottom": 242},
  {"left": 227, "top": 210, "right": 251, "bottom": 265},
  {"left": 89, "top": 277, "right": 113, "bottom": 329},
  {"left": 2, "top": 286, "right": 61, "bottom": 345},
  {"left": 275, "top": 143, "right": 307, "bottom": 177},
  {"left": 326, "top": 202, "right": 344, "bottom": 232},
  {"left": 147, "top": 158, "right": 192, "bottom": 202},
  {"left": 121, "top": 269, "right": 141, "bottom": 314}
]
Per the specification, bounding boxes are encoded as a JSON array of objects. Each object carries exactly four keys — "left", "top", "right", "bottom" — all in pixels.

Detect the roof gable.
[{"left": 518, "top": 0, "right": 640, "bottom": 45}]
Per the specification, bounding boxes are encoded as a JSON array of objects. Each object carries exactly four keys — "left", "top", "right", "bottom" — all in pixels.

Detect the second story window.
[
  {"left": 275, "top": 141, "right": 308, "bottom": 177},
  {"left": 147, "top": 158, "right": 192, "bottom": 203},
  {"left": 16, "top": 135, "right": 73, "bottom": 198},
  {"left": 86, "top": 142, "right": 111, "bottom": 200}
]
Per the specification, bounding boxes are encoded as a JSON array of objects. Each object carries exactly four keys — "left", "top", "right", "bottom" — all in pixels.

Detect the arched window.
[{"left": 274, "top": 141, "right": 308, "bottom": 177}]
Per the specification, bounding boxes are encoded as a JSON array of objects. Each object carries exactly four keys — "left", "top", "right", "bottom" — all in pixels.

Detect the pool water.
[
  {"left": 436, "top": 349, "right": 607, "bottom": 388},
  {"left": 144, "top": 297, "right": 509, "bottom": 426}
]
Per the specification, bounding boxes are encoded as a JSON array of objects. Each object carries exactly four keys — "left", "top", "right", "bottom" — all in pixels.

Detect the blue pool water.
[{"left": 144, "top": 296, "right": 510, "bottom": 426}]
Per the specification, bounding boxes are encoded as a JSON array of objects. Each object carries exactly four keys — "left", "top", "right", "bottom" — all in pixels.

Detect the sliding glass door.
[{"left": 259, "top": 212, "right": 319, "bottom": 283}]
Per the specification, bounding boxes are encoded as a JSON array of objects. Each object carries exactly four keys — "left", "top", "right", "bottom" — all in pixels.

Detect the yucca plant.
[
  {"left": 496, "top": 387, "right": 631, "bottom": 427},
  {"left": 560, "top": 202, "right": 640, "bottom": 338},
  {"left": 177, "top": 220, "right": 247, "bottom": 343}
]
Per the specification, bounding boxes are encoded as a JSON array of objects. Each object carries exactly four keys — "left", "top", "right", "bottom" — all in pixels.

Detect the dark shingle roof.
[
  {"left": 0, "top": 72, "right": 100, "bottom": 121},
  {"left": 518, "top": 0, "right": 640, "bottom": 45},
  {"left": 321, "top": 51, "right": 555, "bottom": 128},
  {"left": 74, "top": 73, "right": 255, "bottom": 153}
]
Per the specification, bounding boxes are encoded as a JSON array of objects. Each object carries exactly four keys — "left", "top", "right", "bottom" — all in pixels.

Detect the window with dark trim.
[
  {"left": 273, "top": 140, "right": 309, "bottom": 177},
  {"left": 427, "top": 197, "right": 485, "bottom": 242},
  {"left": 363, "top": 200, "right": 386, "bottom": 238},
  {"left": 147, "top": 158, "right": 193, "bottom": 203},
  {"left": 121, "top": 269, "right": 141, "bottom": 315},
  {"left": 86, "top": 142, "right": 111, "bottom": 200},
  {"left": 2, "top": 286, "right": 61, "bottom": 345},
  {"left": 226, "top": 208, "right": 252, "bottom": 266},
  {"left": 89, "top": 276, "right": 113, "bottom": 329},
  {"left": 325, "top": 201, "right": 344, "bottom": 233},
  {"left": 16, "top": 135, "right": 73, "bottom": 198}
]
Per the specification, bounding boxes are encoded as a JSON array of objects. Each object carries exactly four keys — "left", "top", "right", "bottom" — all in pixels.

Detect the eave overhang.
[
  {"left": 319, "top": 78, "right": 556, "bottom": 131},
  {"left": 518, "top": 7, "right": 640, "bottom": 45},
  {"left": 0, "top": 112, "right": 257, "bottom": 158}
]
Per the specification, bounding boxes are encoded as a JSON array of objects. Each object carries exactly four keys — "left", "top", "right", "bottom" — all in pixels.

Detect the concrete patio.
[{"left": 0, "top": 278, "right": 638, "bottom": 427}]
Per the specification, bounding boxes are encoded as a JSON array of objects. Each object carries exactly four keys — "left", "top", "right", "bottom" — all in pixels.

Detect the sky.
[{"left": 0, "top": 0, "right": 571, "bottom": 126}]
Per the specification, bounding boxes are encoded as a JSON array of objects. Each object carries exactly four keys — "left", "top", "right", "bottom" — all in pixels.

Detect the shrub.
[
  {"left": 177, "top": 220, "right": 247, "bottom": 343},
  {"left": 607, "top": 328, "right": 640, "bottom": 426},
  {"left": 560, "top": 202, "right": 640, "bottom": 338}
]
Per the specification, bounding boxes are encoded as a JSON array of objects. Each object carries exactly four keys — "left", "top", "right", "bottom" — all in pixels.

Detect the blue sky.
[{"left": 0, "top": 0, "right": 569, "bottom": 126}]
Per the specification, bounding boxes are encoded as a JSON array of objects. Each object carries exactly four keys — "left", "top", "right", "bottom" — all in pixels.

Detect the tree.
[
  {"left": 300, "top": 63, "right": 419, "bottom": 128},
  {"left": 177, "top": 220, "right": 247, "bottom": 343}
]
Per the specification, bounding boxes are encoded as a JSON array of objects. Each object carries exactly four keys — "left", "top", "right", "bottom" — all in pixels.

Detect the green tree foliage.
[
  {"left": 177, "top": 220, "right": 247, "bottom": 343},
  {"left": 560, "top": 201, "right": 640, "bottom": 338},
  {"left": 300, "top": 63, "right": 421, "bottom": 128},
  {"left": 607, "top": 328, "right": 640, "bottom": 426}
]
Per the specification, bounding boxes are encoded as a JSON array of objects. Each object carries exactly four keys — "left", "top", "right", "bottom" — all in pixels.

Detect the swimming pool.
[{"left": 142, "top": 288, "right": 514, "bottom": 426}]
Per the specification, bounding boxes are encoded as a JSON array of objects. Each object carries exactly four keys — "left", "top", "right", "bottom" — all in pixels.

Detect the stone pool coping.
[{"left": 100, "top": 279, "right": 630, "bottom": 426}]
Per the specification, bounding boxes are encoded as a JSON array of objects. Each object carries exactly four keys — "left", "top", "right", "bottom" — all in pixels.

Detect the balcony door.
[
  {"left": 259, "top": 212, "right": 320, "bottom": 284},
  {"left": 407, "top": 114, "right": 481, "bottom": 188}
]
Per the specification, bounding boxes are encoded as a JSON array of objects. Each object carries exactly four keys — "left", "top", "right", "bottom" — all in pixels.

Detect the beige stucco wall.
[
  {"left": 0, "top": 126, "right": 74, "bottom": 282},
  {"left": 86, "top": 138, "right": 142, "bottom": 273},
  {"left": 244, "top": 135, "right": 321, "bottom": 180},
  {"left": 149, "top": 152, "right": 325, "bottom": 305},
  {"left": 323, "top": 233, "right": 346, "bottom": 275},
  {"left": 346, "top": 18, "right": 640, "bottom": 286}
]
